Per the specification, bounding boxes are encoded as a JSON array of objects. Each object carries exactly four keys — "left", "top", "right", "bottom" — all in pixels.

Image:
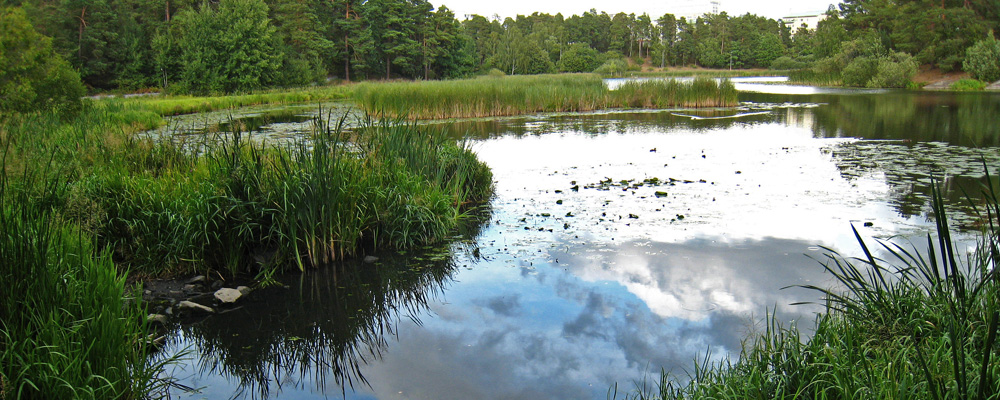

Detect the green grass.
[
  {"left": 951, "top": 79, "right": 988, "bottom": 91},
  {"left": 630, "top": 69, "right": 789, "bottom": 78},
  {"left": 353, "top": 74, "right": 738, "bottom": 119},
  {"left": 787, "top": 69, "right": 843, "bottom": 87},
  {"left": 125, "top": 84, "right": 353, "bottom": 117},
  {"left": 0, "top": 152, "right": 169, "bottom": 399},
  {"left": 622, "top": 169, "right": 1000, "bottom": 399}
]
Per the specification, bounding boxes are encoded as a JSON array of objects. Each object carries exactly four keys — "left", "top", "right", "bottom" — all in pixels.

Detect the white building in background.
[
  {"left": 673, "top": 0, "right": 722, "bottom": 21},
  {"left": 781, "top": 11, "right": 829, "bottom": 31}
]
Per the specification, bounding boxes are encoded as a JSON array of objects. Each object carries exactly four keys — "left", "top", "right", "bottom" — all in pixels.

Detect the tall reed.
[
  {"left": 84, "top": 111, "right": 493, "bottom": 278},
  {"left": 352, "top": 74, "right": 738, "bottom": 120},
  {"left": 0, "top": 149, "right": 165, "bottom": 399},
  {"left": 625, "top": 167, "right": 1000, "bottom": 399}
]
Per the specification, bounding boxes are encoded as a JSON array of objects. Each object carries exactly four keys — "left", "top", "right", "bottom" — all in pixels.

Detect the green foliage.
[
  {"left": 558, "top": 43, "right": 602, "bottom": 73},
  {"left": 816, "top": 36, "right": 918, "bottom": 88},
  {"left": 158, "top": 0, "right": 283, "bottom": 94},
  {"left": 0, "top": 7, "right": 85, "bottom": 116},
  {"left": 963, "top": 35, "right": 1000, "bottom": 83},
  {"left": 594, "top": 59, "right": 628, "bottom": 76},
  {"left": 768, "top": 56, "right": 809, "bottom": 70},
  {"left": 353, "top": 74, "right": 737, "bottom": 119},
  {"left": 951, "top": 78, "right": 987, "bottom": 91},
  {"left": 0, "top": 134, "right": 164, "bottom": 399}
]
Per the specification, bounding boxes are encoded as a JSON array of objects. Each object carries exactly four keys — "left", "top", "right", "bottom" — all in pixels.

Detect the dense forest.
[{"left": 2, "top": 0, "right": 999, "bottom": 94}]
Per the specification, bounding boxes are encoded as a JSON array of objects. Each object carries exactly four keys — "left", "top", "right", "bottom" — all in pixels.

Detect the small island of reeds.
[{"left": 353, "top": 74, "right": 738, "bottom": 119}]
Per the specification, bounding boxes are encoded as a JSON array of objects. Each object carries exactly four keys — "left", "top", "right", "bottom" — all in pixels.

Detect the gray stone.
[
  {"left": 183, "top": 284, "right": 198, "bottom": 292},
  {"left": 211, "top": 280, "right": 224, "bottom": 290},
  {"left": 363, "top": 255, "right": 379, "bottom": 264},
  {"left": 214, "top": 288, "right": 242, "bottom": 304},
  {"left": 236, "top": 286, "right": 251, "bottom": 296},
  {"left": 186, "top": 275, "right": 206, "bottom": 284},
  {"left": 178, "top": 300, "right": 214, "bottom": 313},
  {"left": 147, "top": 314, "right": 169, "bottom": 326}
]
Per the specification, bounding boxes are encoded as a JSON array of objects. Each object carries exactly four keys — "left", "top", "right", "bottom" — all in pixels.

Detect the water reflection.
[
  {"left": 744, "top": 91, "right": 1000, "bottom": 147},
  {"left": 160, "top": 246, "right": 467, "bottom": 399},
  {"left": 156, "top": 85, "right": 1000, "bottom": 399}
]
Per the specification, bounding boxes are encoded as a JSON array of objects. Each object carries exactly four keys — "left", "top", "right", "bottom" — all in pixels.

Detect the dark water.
[{"left": 158, "top": 84, "right": 1000, "bottom": 399}]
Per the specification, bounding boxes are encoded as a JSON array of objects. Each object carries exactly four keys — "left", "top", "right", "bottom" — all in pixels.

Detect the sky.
[{"left": 430, "top": 0, "right": 840, "bottom": 21}]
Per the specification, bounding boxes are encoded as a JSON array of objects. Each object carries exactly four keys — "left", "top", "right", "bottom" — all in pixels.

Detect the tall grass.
[
  {"left": 79, "top": 112, "right": 493, "bottom": 278},
  {"left": 625, "top": 168, "right": 1000, "bottom": 399},
  {"left": 129, "top": 85, "right": 352, "bottom": 116},
  {"left": 352, "top": 74, "right": 738, "bottom": 119},
  {"left": 0, "top": 150, "right": 166, "bottom": 399}
]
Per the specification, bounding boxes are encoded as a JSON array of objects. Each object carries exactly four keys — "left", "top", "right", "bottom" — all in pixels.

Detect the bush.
[
  {"left": 963, "top": 35, "right": 1000, "bottom": 83},
  {"left": 594, "top": 59, "right": 627, "bottom": 77},
  {"left": 950, "top": 78, "right": 987, "bottom": 91},
  {"left": 486, "top": 68, "right": 506, "bottom": 78},
  {"left": 868, "top": 52, "right": 918, "bottom": 88},
  {"left": 557, "top": 43, "right": 601, "bottom": 73},
  {"left": 769, "top": 56, "right": 810, "bottom": 70},
  {"left": 841, "top": 56, "right": 879, "bottom": 87},
  {"left": 0, "top": 7, "right": 85, "bottom": 116}
]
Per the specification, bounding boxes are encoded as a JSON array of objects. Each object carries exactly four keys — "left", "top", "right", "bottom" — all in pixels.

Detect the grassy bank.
[
  {"left": 626, "top": 175, "right": 1000, "bottom": 399},
  {"left": 0, "top": 125, "right": 167, "bottom": 398},
  {"left": 0, "top": 100, "right": 492, "bottom": 396},
  {"left": 353, "top": 74, "right": 738, "bottom": 119}
]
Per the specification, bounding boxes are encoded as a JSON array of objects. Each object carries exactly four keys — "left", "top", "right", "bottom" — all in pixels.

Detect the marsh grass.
[
  {"left": 352, "top": 74, "right": 738, "bottom": 119},
  {"left": 78, "top": 111, "right": 492, "bottom": 278},
  {"left": 0, "top": 152, "right": 167, "bottom": 399},
  {"left": 132, "top": 85, "right": 352, "bottom": 116},
  {"left": 625, "top": 168, "right": 1000, "bottom": 399}
]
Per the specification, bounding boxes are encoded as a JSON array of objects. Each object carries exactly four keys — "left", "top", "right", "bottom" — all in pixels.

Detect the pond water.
[{"left": 156, "top": 83, "right": 1000, "bottom": 399}]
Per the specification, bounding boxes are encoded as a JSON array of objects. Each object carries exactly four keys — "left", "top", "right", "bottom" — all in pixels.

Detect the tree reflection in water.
[{"left": 164, "top": 241, "right": 477, "bottom": 399}]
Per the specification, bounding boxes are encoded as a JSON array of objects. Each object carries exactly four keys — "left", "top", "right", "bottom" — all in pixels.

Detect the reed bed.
[
  {"left": 0, "top": 155, "right": 166, "bottom": 399},
  {"left": 625, "top": 170, "right": 1000, "bottom": 399},
  {"left": 352, "top": 74, "right": 737, "bottom": 119},
  {"left": 131, "top": 85, "right": 352, "bottom": 117},
  {"left": 78, "top": 113, "right": 492, "bottom": 278}
]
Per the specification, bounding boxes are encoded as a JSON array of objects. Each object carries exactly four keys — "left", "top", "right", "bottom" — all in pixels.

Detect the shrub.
[
  {"left": 963, "top": 35, "right": 1000, "bottom": 83},
  {"left": 950, "top": 78, "right": 987, "bottom": 91},
  {"left": 769, "top": 56, "right": 809, "bottom": 70},
  {"left": 486, "top": 68, "right": 506, "bottom": 78},
  {"left": 594, "top": 59, "right": 627, "bottom": 77},
  {"left": 557, "top": 43, "right": 602, "bottom": 73},
  {"left": 868, "top": 52, "right": 918, "bottom": 88},
  {"left": 0, "top": 7, "right": 85, "bottom": 116},
  {"left": 841, "top": 56, "right": 879, "bottom": 87}
]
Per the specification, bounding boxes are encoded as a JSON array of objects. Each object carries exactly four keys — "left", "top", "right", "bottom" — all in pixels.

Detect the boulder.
[
  {"left": 214, "top": 288, "right": 242, "bottom": 304},
  {"left": 236, "top": 286, "right": 251, "bottom": 296},
  {"left": 178, "top": 300, "right": 214, "bottom": 314}
]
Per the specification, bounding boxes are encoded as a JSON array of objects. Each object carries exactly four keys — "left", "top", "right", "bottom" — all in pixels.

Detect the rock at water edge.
[{"left": 214, "top": 288, "right": 242, "bottom": 304}]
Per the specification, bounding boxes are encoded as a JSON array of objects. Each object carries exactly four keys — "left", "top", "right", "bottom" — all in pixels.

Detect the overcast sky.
[{"left": 431, "top": 0, "right": 840, "bottom": 21}]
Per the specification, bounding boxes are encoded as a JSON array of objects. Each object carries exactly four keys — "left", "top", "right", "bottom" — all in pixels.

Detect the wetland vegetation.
[{"left": 4, "top": 0, "right": 1000, "bottom": 397}]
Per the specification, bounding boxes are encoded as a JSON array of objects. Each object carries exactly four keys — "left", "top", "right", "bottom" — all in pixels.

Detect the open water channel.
[{"left": 155, "top": 79, "right": 1000, "bottom": 399}]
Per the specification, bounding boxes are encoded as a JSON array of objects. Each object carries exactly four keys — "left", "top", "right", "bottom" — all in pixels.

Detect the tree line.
[{"left": 2, "top": 0, "right": 999, "bottom": 96}]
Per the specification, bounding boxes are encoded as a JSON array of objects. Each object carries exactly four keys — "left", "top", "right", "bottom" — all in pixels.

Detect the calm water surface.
[{"left": 157, "top": 83, "right": 1000, "bottom": 399}]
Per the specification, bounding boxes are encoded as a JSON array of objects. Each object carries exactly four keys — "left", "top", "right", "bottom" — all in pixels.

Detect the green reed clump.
[
  {"left": 134, "top": 85, "right": 353, "bottom": 116},
  {"left": 626, "top": 169, "right": 1000, "bottom": 400},
  {"left": 352, "top": 74, "right": 737, "bottom": 119},
  {"left": 81, "top": 113, "right": 493, "bottom": 277},
  {"left": 612, "top": 78, "right": 737, "bottom": 108},
  {"left": 0, "top": 160, "right": 164, "bottom": 399}
]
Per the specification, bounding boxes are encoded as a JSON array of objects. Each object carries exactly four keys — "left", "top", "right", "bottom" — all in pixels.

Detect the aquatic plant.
[
  {"left": 624, "top": 167, "right": 1000, "bottom": 399},
  {"left": 352, "top": 74, "right": 737, "bottom": 119},
  {"left": 0, "top": 151, "right": 167, "bottom": 399}
]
